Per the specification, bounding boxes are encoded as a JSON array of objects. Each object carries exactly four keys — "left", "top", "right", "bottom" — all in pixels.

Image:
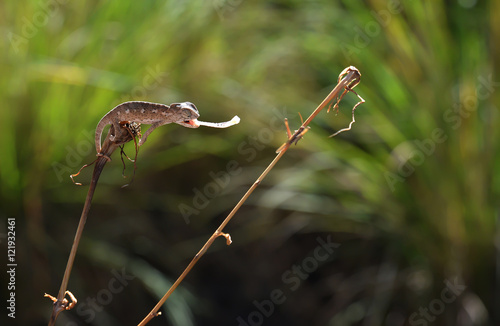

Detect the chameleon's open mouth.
[{"left": 184, "top": 120, "right": 199, "bottom": 127}]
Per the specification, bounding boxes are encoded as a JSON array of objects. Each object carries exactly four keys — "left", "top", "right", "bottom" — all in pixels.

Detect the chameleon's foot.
[
  {"left": 45, "top": 291, "right": 77, "bottom": 311},
  {"left": 97, "top": 153, "right": 112, "bottom": 162}
]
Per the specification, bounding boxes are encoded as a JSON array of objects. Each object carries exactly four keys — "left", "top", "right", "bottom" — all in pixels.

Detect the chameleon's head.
[{"left": 169, "top": 102, "right": 201, "bottom": 128}]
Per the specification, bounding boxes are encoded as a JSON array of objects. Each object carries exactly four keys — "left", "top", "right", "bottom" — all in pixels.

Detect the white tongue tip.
[{"left": 196, "top": 115, "right": 240, "bottom": 128}]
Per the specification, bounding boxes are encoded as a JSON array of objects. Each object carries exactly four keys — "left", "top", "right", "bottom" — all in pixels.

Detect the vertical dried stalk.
[
  {"left": 138, "top": 66, "right": 364, "bottom": 326},
  {"left": 47, "top": 124, "right": 137, "bottom": 326}
]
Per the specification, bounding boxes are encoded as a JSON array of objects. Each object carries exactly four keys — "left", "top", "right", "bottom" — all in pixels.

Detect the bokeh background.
[{"left": 1, "top": 1, "right": 499, "bottom": 325}]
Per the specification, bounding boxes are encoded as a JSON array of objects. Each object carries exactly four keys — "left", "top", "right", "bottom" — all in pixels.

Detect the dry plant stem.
[
  {"left": 138, "top": 66, "right": 362, "bottom": 326},
  {"left": 48, "top": 125, "right": 135, "bottom": 326},
  {"left": 137, "top": 150, "right": 287, "bottom": 326}
]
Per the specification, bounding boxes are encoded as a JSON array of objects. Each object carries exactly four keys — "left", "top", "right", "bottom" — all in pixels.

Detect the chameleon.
[
  {"left": 47, "top": 101, "right": 239, "bottom": 319},
  {"left": 95, "top": 101, "right": 240, "bottom": 154}
]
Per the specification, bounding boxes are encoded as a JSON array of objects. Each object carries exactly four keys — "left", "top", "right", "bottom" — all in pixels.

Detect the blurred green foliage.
[{"left": 1, "top": 0, "right": 499, "bottom": 325}]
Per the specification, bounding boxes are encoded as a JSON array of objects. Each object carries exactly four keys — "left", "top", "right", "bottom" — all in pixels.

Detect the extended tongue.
[{"left": 194, "top": 115, "right": 240, "bottom": 128}]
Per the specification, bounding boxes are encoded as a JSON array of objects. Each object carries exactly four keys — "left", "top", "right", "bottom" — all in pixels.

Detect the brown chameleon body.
[{"left": 95, "top": 101, "right": 200, "bottom": 153}]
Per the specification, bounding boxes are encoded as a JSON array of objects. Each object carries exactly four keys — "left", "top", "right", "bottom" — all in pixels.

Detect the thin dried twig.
[{"left": 137, "top": 66, "right": 364, "bottom": 326}]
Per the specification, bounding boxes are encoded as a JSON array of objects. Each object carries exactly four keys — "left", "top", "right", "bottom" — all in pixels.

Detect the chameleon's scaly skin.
[{"left": 95, "top": 101, "right": 200, "bottom": 153}]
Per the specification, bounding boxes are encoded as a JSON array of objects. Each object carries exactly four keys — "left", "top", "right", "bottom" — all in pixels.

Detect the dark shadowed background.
[{"left": 1, "top": 1, "right": 499, "bottom": 325}]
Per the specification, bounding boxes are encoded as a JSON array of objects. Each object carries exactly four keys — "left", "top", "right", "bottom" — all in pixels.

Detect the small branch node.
[
  {"left": 217, "top": 232, "right": 232, "bottom": 245},
  {"left": 276, "top": 119, "right": 311, "bottom": 153},
  {"left": 45, "top": 291, "right": 77, "bottom": 311}
]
